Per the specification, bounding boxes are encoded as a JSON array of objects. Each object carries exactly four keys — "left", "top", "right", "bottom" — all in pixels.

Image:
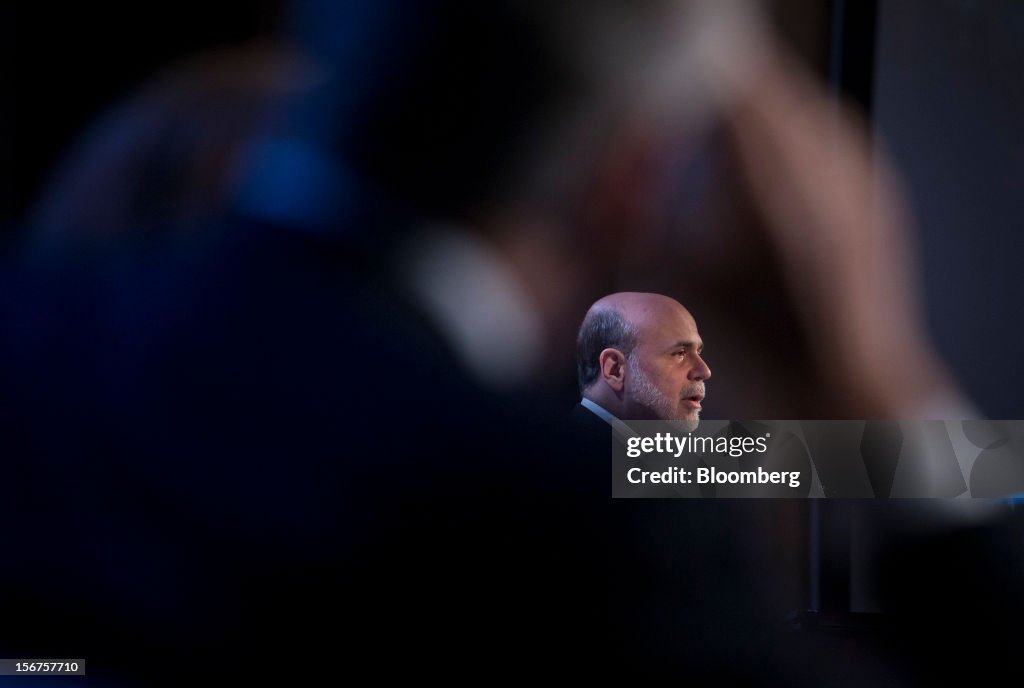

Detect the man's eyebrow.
[{"left": 668, "top": 340, "right": 703, "bottom": 351}]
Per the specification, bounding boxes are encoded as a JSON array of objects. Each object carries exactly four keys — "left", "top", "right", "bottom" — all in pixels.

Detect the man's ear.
[{"left": 599, "top": 348, "right": 627, "bottom": 392}]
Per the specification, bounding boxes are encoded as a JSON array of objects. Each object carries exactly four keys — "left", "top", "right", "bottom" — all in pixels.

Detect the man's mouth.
[{"left": 682, "top": 393, "right": 704, "bottom": 411}]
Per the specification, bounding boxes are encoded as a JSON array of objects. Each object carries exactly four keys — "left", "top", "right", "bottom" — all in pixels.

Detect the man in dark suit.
[{"left": 567, "top": 293, "right": 830, "bottom": 681}]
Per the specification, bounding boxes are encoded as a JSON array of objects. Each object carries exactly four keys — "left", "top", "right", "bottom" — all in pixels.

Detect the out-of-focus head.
[
  {"left": 283, "top": 0, "right": 760, "bottom": 231},
  {"left": 578, "top": 292, "right": 710, "bottom": 426},
  {"left": 285, "top": 1, "right": 579, "bottom": 220},
  {"left": 28, "top": 42, "right": 319, "bottom": 245}
]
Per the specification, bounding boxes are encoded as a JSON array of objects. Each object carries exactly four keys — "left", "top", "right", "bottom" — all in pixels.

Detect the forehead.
[{"left": 637, "top": 302, "right": 699, "bottom": 348}]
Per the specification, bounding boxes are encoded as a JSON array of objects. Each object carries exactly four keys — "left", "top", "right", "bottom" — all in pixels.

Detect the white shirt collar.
[
  {"left": 581, "top": 397, "right": 617, "bottom": 425},
  {"left": 581, "top": 397, "right": 637, "bottom": 442}
]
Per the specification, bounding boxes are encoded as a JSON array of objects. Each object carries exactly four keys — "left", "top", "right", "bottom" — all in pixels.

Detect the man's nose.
[{"left": 689, "top": 354, "right": 711, "bottom": 381}]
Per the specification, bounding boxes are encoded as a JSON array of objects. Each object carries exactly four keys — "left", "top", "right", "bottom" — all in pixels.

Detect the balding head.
[{"left": 576, "top": 292, "right": 711, "bottom": 424}]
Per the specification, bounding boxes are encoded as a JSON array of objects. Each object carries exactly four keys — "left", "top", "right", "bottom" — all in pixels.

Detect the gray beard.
[{"left": 627, "top": 356, "right": 700, "bottom": 430}]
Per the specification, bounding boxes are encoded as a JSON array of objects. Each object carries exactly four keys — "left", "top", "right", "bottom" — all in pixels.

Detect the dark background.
[
  {"left": 873, "top": 0, "right": 1024, "bottom": 419},
  {"left": 0, "top": 2, "right": 283, "bottom": 236}
]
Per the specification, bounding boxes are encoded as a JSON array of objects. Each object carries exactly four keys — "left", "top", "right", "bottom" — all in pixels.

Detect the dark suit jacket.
[{"left": 568, "top": 401, "right": 615, "bottom": 456}]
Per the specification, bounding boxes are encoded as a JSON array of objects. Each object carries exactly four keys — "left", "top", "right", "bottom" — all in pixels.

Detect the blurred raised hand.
[{"left": 723, "top": 39, "right": 963, "bottom": 418}]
